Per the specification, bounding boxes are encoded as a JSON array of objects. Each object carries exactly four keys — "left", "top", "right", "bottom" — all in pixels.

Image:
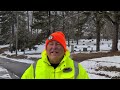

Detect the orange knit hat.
[{"left": 45, "top": 31, "right": 67, "bottom": 52}]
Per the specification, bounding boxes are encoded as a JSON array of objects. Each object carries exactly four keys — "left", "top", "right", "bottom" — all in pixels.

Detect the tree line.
[{"left": 0, "top": 11, "right": 120, "bottom": 54}]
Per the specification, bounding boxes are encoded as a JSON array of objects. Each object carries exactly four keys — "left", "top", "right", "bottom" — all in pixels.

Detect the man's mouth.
[{"left": 51, "top": 51, "right": 58, "bottom": 54}]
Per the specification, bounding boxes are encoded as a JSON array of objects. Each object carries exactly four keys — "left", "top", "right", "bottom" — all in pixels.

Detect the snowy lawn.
[
  {"left": 1, "top": 39, "right": 120, "bottom": 79},
  {"left": 81, "top": 56, "right": 120, "bottom": 79}
]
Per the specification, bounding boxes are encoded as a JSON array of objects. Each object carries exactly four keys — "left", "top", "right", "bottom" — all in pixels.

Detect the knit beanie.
[{"left": 45, "top": 31, "right": 67, "bottom": 52}]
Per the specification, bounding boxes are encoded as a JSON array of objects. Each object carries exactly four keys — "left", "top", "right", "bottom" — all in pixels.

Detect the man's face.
[{"left": 46, "top": 40, "right": 65, "bottom": 64}]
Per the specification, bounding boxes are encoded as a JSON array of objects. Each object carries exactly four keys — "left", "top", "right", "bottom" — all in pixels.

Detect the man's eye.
[
  {"left": 49, "top": 43, "right": 53, "bottom": 45},
  {"left": 57, "top": 43, "right": 60, "bottom": 45}
]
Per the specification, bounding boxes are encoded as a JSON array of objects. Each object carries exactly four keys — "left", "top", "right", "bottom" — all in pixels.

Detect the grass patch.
[
  {"left": 96, "top": 66, "right": 120, "bottom": 72},
  {"left": 7, "top": 55, "right": 27, "bottom": 59},
  {"left": 71, "top": 51, "right": 120, "bottom": 62},
  {"left": 0, "top": 47, "right": 9, "bottom": 54}
]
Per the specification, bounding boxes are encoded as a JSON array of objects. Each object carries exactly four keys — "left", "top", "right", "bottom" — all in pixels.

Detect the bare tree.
[
  {"left": 94, "top": 11, "right": 103, "bottom": 51},
  {"left": 104, "top": 11, "right": 120, "bottom": 52}
]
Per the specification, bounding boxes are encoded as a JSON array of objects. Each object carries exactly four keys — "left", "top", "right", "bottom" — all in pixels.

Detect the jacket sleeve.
[
  {"left": 76, "top": 63, "right": 90, "bottom": 79},
  {"left": 21, "top": 64, "right": 34, "bottom": 79}
]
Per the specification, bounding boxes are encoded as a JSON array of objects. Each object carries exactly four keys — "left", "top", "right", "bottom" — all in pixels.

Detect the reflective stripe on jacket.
[{"left": 21, "top": 50, "right": 89, "bottom": 79}]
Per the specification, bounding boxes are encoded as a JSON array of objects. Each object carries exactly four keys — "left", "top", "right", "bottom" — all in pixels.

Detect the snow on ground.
[
  {"left": 1, "top": 39, "right": 120, "bottom": 79},
  {"left": 0, "top": 66, "right": 11, "bottom": 79},
  {"left": 0, "top": 45, "right": 9, "bottom": 49},
  {"left": 81, "top": 56, "right": 120, "bottom": 79},
  {"left": 27, "top": 54, "right": 41, "bottom": 59}
]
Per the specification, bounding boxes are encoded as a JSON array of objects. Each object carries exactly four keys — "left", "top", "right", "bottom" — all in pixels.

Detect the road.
[{"left": 0, "top": 57, "right": 31, "bottom": 79}]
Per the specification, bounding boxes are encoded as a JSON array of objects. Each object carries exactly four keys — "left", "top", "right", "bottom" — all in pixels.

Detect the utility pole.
[{"left": 16, "top": 12, "right": 18, "bottom": 56}]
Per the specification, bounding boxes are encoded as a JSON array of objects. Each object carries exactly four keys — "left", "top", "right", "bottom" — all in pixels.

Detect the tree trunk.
[
  {"left": 10, "top": 23, "right": 15, "bottom": 53},
  {"left": 111, "top": 12, "right": 119, "bottom": 52},
  {"left": 27, "top": 11, "right": 30, "bottom": 32},
  {"left": 31, "top": 11, "right": 33, "bottom": 37},
  {"left": 103, "top": 11, "right": 119, "bottom": 52},
  {"left": 94, "top": 12, "right": 101, "bottom": 52},
  {"left": 112, "top": 22, "right": 119, "bottom": 51},
  {"left": 96, "top": 16, "right": 100, "bottom": 51},
  {"left": 62, "top": 11, "right": 65, "bottom": 32},
  {"left": 48, "top": 11, "right": 51, "bottom": 36},
  {"left": 15, "top": 12, "right": 18, "bottom": 56}
]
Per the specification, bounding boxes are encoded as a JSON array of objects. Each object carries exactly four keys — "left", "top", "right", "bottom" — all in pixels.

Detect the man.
[{"left": 21, "top": 31, "right": 89, "bottom": 79}]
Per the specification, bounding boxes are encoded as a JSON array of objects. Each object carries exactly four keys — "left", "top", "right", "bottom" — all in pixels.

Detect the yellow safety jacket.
[{"left": 21, "top": 50, "right": 89, "bottom": 79}]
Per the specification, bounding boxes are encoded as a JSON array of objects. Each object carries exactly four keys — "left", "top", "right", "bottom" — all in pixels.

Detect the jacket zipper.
[{"left": 54, "top": 69, "right": 55, "bottom": 79}]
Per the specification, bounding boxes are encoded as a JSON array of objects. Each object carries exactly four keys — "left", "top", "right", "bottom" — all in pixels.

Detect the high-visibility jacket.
[{"left": 21, "top": 50, "right": 89, "bottom": 79}]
